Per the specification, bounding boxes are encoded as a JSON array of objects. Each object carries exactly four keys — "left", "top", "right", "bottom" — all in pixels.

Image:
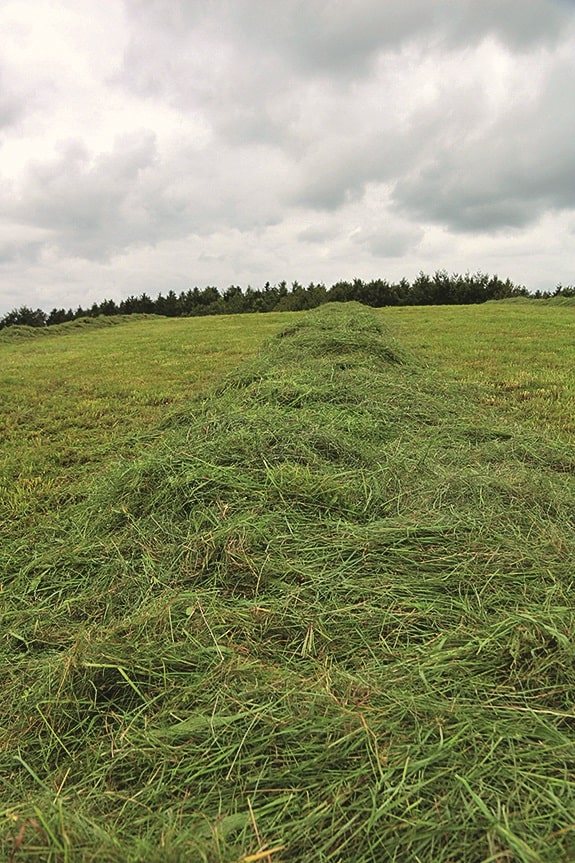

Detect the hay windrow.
[{"left": 2, "top": 302, "right": 575, "bottom": 862}]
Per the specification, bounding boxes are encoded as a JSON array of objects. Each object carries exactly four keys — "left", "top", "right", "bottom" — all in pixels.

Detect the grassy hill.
[{"left": 2, "top": 302, "right": 575, "bottom": 862}]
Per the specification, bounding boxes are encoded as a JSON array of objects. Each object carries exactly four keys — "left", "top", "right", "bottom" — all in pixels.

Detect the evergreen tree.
[{"left": 0, "top": 306, "right": 47, "bottom": 328}]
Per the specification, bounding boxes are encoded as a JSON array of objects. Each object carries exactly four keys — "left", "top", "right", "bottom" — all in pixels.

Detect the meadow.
[{"left": 1, "top": 300, "right": 574, "bottom": 862}]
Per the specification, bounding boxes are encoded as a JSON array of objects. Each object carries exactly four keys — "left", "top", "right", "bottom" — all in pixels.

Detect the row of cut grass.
[{"left": 2, "top": 302, "right": 575, "bottom": 861}]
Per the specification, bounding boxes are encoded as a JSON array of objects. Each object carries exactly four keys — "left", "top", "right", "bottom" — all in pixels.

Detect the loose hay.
[{"left": 2, "top": 303, "right": 575, "bottom": 862}]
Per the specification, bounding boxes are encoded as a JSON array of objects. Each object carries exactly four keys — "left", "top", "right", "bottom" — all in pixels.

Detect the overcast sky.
[{"left": 1, "top": 0, "right": 575, "bottom": 314}]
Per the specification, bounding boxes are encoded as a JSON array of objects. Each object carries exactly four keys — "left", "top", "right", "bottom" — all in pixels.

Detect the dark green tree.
[{"left": 0, "top": 306, "right": 47, "bottom": 329}]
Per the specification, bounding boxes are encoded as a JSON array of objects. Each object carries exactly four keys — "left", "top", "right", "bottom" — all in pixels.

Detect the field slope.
[{"left": 2, "top": 302, "right": 575, "bottom": 862}]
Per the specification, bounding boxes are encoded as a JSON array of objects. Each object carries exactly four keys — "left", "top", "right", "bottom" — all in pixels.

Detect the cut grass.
[
  {"left": 2, "top": 302, "right": 575, "bottom": 862},
  {"left": 385, "top": 300, "right": 575, "bottom": 437},
  {"left": 0, "top": 312, "right": 296, "bottom": 540}
]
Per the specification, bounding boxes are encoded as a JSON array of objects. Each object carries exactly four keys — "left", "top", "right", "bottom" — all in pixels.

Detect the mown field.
[
  {"left": 1, "top": 313, "right": 300, "bottom": 536},
  {"left": 1, "top": 300, "right": 575, "bottom": 862}
]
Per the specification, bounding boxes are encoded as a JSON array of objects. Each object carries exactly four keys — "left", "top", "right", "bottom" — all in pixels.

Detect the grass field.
[
  {"left": 1, "top": 313, "right": 300, "bottom": 542},
  {"left": 1, "top": 301, "right": 575, "bottom": 862},
  {"left": 389, "top": 300, "right": 575, "bottom": 437}
]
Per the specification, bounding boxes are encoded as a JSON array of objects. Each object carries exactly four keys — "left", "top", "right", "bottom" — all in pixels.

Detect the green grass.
[
  {"left": 2, "top": 302, "right": 575, "bottom": 862},
  {"left": 385, "top": 301, "right": 575, "bottom": 436},
  {"left": 0, "top": 312, "right": 297, "bottom": 539}
]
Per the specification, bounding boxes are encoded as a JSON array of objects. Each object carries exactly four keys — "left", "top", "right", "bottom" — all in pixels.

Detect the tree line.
[{"left": 2, "top": 269, "right": 570, "bottom": 331}]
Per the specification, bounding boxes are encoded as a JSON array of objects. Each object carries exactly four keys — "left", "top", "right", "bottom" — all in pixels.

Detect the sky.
[{"left": 1, "top": 0, "right": 575, "bottom": 315}]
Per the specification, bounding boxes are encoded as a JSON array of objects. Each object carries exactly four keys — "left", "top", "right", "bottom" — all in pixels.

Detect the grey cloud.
[
  {"left": 291, "top": 159, "right": 365, "bottom": 211},
  {"left": 7, "top": 133, "right": 160, "bottom": 260},
  {"left": 116, "top": 0, "right": 575, "bottom": 222},
  {"left": 297, "top": 223, "right": 338, "bottom": 244},
  {"left": 235, "top": 0, "right": 572, "bottom": 71},
  {"left": 0, "top": 63, "right": 29, "bottom": 129},
  {"left": 392, "top": 57, "right": 575, "bottom": 232},
  {"left": 0, "top": 235, "right": 44, "bottom": 265},
  {"left": 122, "top": 1, "right": 573, "bottom": 84},
  {"left": 440, "top": 0, "right": 572, "bottom": 49},
  {"left": 0, "top": 95, "right": 21, "bottom": 129},
  {"left": 112, "top": 3, "right": 475, "bottom": 142},
  {"left": 352, "top": 223, "right": 424, "bottom": 258},
  {"left": 283, "top": 70, "right": 481, "bottom": 214},
  {"left": 286, "top": 127, "right": 416, "bottom": 212},
  {"left": 0, "top": 53, "right": 60, "bottom": 136},
  {"left": 3, "top": 129, "right": 290, "bottom": 262},
  {"left": 218, "top": 1, "right": 432, "bottom": 77},
  {"left": 115, "top": 25, "right": 300, "bottom": 150}
]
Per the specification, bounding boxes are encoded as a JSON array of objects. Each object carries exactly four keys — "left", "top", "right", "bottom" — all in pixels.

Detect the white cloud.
[{"left": 1, "top": 0, "right": 575, "bottom": 315}]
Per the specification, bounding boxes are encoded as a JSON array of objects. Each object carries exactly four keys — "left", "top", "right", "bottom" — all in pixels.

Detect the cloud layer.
[{"left": 1, "top": 0, "right": 575, "bottom": 313}]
